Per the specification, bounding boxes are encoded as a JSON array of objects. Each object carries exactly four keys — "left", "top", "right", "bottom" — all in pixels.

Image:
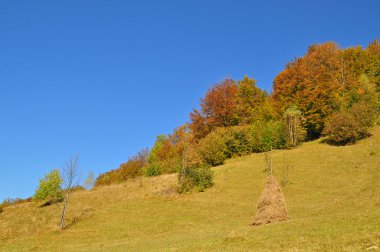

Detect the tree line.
[
  {"left": 94, "top": 39, "right": 379, "bottom": 191},
  {"left": 3, "top": 39, "right": 376, "bottom": 217}
]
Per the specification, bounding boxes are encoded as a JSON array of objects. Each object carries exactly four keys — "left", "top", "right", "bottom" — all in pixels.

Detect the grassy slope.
[{"left": 1, "top": 127, "right": 380, "bottom": 252}]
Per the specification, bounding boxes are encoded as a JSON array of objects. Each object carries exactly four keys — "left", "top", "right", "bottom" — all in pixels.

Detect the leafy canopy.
[{"left": 34, "top": 169, "right": 63, "bottom": 204}]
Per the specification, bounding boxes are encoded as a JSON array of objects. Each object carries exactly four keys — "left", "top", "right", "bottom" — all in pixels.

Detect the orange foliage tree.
[
  {"left": 273, "top": 40, "right": 379, "bottom": 138},
  {"left": 190, "top": 77, "right": 276, "bottom": 139},
  {"left": 190, "top": 79, "right": 239, "bottom": 139},
  {"left": 273, "top": 42, "right": 364, "bottom": 137}
]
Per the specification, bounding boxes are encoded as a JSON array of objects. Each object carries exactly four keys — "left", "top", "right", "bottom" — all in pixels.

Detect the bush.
[
  {"left": 350, "top": 102, "right": 376, "bottom": 128},
  {"left": 34, "top": 169, "right": 63, "bottom": 205},
  {"left": 250, "top": 121, "right": 287, "bottom": 152},
  {"left": 95, "top": 148, "right": 148, "bottom": 186},
  {"left": 224, "top": 125, "right": 253, "bottom": 157},
  {"left": 323, "top": 103, "right": 375, "bottom": 145},
  {"left": 165, "top": 157, "right": 183, "bottom": 173},
  {"left": 143, "top": 163, "right": 163, "bottom": 177},
  {"left": 197, "top": 128, "right": 229, "bottom": 166},
  {"left": 197, "top": 121, "right": 288, "bottom": 167},
  {"left": 178, "top": 164, "right": 214, "bottom": 193},
  {"left": 144, "top": 157, "right": 182, "bottom": 177},
  {"left": 119, "top": 159, "right": 144, "bottom": 179},
  {"left": 95, "top": 169, "right": 124, "bottom": 186},
  {"left": 323, "top": 111, "right": 362, "bottom": 145}
]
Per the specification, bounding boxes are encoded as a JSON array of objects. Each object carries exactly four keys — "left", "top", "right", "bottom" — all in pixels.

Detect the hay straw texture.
[{"left": 253, "top": 176, "right": 289, "bottom": 226}]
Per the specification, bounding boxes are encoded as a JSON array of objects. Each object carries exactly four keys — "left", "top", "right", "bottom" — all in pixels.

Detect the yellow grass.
[{"left": 1, "top": 127, "right": 380, "bottom": 251}]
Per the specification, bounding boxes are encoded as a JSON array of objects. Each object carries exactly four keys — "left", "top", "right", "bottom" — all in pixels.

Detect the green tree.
[
  {"left": 144, "top": 135, "right": 166, "bottom": 176},
  {"left": 197, "top": 128, "right": 230, "bottom": 166},
  {"left": 235, "top": 76, "right": 273, "bottom": 124},
  {"left": 34, "top": 169, "right": 63, "bottom": 204}
]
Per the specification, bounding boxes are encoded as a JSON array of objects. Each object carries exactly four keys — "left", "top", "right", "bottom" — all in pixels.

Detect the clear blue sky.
[{"left": 1, "top": 0, "right": 379, "bottom": 200}]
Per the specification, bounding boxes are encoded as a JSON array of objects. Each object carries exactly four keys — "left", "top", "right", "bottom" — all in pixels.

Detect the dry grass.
[{"left": 1, "top": 127, "right": 380, "bottom": 251}]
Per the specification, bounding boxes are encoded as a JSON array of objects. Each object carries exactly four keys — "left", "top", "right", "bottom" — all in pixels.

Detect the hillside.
[{"left": 1, "top": 127, "right": 380, "bottom": 251}]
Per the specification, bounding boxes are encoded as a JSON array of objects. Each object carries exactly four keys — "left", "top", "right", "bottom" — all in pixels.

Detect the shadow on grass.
[
  {"left": 319, "top": 133, "right": 372, "bottom": 146},
  {"left": 62, "top": 207, "right": 95, "bottom": 230}
]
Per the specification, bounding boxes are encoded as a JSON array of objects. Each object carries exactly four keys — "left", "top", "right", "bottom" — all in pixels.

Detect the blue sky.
[{"left": 0, "top": 0, "right": 379, "bottom": 200}]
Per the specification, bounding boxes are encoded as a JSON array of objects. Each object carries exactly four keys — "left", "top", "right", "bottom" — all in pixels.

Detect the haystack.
[{"left": 252, "top": 175, "right": 289, "bottom": 226}]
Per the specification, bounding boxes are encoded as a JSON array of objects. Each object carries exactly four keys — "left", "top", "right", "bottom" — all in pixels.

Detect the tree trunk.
[
  {"left": 60, "top": 200, "right": 67, "bottom": 230},
  {"left": 60, "top": 192, "right": 69, "bottom": 230}
]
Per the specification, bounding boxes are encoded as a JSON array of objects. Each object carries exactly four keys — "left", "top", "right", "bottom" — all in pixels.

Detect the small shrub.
[
  {"left": 196, "top": 121, "right": 287, "bottom": 167},
  {"left": 323, "top": 102, "right": 375, "bottom": 145},
  {"left": 119, "top": 159, "right": 143, "bottom": 179},
  {"left": 94, "top": 173, "right": 112, "bottom": 186},
  {"left": 34, "top": 169, "right": 63, "bottom": 205},
  {"left": 95, "top": 170, "right": 124, "bottom": 186},
  {"left": 95, "top": 148, "right": 148, "bottom": 186},
  {"left": 144, "top": 158, "right": 183, "bottom": 177},
  {"left": 178, "top": 164, "right": 213, "bottom": 193},
  {"left": 143, "top": 163, "right": 163, "bottom": 177},
  {"left": 323, "top": 112, "right": 362, "bottom": 145}
]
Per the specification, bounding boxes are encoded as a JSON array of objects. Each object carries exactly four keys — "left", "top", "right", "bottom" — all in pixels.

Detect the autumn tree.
[
  {"left": 273, "top": 40, "right": 379, "bottom": 138},
  {"left": 235, "top": 76, "right": 274, "bottom": 124},
  {"left": 273, "top": 42, "right": 345, "bottom": 138},
  {"left": 190, "top": 79, "right": 238, "bottom": 139}
]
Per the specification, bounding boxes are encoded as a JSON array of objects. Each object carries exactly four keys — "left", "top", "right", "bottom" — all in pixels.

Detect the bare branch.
[{"left": 60, "top": 156, "right": 80, "bottom": 230}]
